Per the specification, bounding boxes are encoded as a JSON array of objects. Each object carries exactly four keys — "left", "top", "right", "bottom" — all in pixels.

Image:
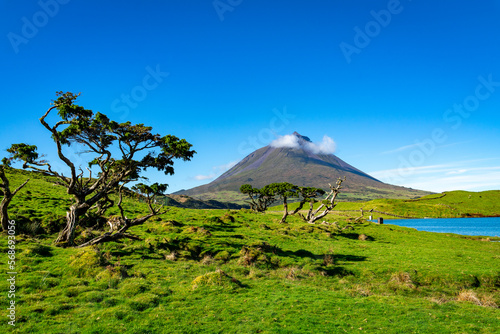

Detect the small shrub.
[
  {"left": 238, "top": 242, "right": 280, "bottom": 268},
  {"left": 69, "top": 247, "right": 107, "bottom": 278},
  {"left": 191, "top": 269, "right": 241, "bottom": 290}
]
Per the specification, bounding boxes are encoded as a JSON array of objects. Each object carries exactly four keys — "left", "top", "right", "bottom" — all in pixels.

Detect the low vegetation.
[{"left": 2, "top": 169, "right": 500, "bottom": 333}]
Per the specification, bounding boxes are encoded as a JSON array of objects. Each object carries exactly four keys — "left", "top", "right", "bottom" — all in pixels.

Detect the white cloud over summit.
[{"left": 270, "top": 134, "right": 336, "bottom": 155}]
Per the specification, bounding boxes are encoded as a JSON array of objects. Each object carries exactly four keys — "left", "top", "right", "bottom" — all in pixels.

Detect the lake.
[{"left": 380, "top": 217, "right": 500, "bottom": 237}]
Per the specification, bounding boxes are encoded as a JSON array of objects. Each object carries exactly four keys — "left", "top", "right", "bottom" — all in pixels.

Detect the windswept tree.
[
  {"left": 8, "top": 92, "right": 195, "bottom": 246},
  {"left": 240, "top": 184, "right": 276, "bottom": 212},
  {"left": 0, "top": 158, "right": 29, "bottom": 231},
  {"left": 77, "top": 182, "right": 168, "bottom": 248},
  {"left": 240, "top": 182, "right": 326, "bottom": 223},
  {"left": 263, "top": 182, "right": 298, "bottom": 223},
  {"left": 283, "top": 186, "right": 325, "bottom": 223},
  {"left": 262, "top": 183, "right": 326, "bottom": 223},
  {"left": 299, "top": 177, "right": 345, "bottom": 224}
]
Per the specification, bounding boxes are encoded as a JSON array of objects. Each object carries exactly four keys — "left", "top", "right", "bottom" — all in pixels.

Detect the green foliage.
[{"left": 6, "top": 143, "right": 39, "bottom": 166}]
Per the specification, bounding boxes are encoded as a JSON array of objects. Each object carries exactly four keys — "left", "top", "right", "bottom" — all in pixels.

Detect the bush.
[
  {"left": 191, "top": 270, "right": 241, "bottom": 290},
  {"left": 68, "top": 247, "right": 108, "bottom": 278},
  {"left": 238, "top": 242, "right": 280, "bottom": 269}
]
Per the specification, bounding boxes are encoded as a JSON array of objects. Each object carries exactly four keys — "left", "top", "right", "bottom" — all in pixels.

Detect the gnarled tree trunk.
[
  {"left": 0, "top": 169, "right": 29, "bottom": 231},
  {"left": 300, "top": 178, "right": 345, "bottom": 224}
]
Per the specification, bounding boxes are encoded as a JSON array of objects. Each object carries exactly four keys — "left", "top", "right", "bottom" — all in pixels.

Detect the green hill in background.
[{"left": 271, "top": 190, "right": 500, "bottom": 220}]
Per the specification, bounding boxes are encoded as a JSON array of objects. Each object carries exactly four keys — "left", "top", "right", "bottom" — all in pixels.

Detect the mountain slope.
[{"left": 176, "top": 132, "right": 432, "bottom": 201}]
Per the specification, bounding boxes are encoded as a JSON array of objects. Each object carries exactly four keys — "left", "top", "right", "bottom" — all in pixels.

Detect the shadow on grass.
[
  {"left": 322, "top": 266, "right": 354, "bottom": 277},
  {"left": 339, "top": 233, "right": 375, "bottom": 241}
]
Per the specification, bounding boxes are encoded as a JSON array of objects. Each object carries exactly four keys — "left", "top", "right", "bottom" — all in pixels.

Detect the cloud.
[
  {"left": 194, "top": 174, "right": 216, "bottom": 181},
  {"left": 381, "top": 140, "right": 476, "bottom": 155},
  {"left": 381, "top": 143, "right": 422, "bottom": 155},
  {"left": 193, "top": 160, "right": 239, "bottom": 182},
  {"left": 270, "top": 134, "right": 336, "bottom": 154},
  {"left": 270, "top": 134, "right": 300, "bottom": 149}
]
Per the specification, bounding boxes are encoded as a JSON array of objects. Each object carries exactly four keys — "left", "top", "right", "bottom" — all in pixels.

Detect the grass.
[
  {"left": 270, "top": 190, "right": 500, "bottom": 220},
  {"left": 1, "top": 169, "right": 500, "bottom": 333}
]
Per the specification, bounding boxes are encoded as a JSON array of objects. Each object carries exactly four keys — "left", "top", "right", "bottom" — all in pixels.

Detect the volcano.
[{"left": 175, "top": 132, "right": 431, "bottom": 201}]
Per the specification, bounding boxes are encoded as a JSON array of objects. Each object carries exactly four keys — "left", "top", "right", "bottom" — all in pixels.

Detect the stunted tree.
[
  {"left": 240, "top": 184, "right": 276, "bottom": 212},
  {"left": 0, "top": 158, "right": 29, "bottom": 231},
  {"left": 299, "top": 177, "right": 345, "bottom": 224},
  {"left": 285, "top": 186, "right": 325, "bottom": 222},
  {"left": 264, "top": 183, "right": 325, "bottom": 223},
  {"left": 265, "top": 182, "right": 297, "bottom": 223},
  {"left": 240, "top": 182, "right": 326, "bottom": 223},
  {"left": 77, "top": 182, "right": 168, "bottom": 248},
  {"left": 9, "top": 92, "right": 195, "bottom": 246}
]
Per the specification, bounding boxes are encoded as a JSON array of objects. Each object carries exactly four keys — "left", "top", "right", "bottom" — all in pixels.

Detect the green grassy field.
[
  {"left": 1, "top": 169, "right": 500, "bottom": 333},
  {"left": 270, "top": 190, "right": 500, "bottom": 221}
]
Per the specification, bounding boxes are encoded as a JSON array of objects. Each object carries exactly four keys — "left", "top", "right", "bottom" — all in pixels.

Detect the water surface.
[{"left": 381, "top": 217, "right": 500, "bottom": 237}]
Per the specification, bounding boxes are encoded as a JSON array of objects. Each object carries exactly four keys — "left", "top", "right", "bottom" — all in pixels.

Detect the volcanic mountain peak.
[
  {"left": 291, "top": 131, "right": 312, "bottom": 143},
  {"left": 175, "top": 132, "right": 432, "bottom": 201},
  {"left": 269, "top": 132, "right": 336, "bottom": 156}
]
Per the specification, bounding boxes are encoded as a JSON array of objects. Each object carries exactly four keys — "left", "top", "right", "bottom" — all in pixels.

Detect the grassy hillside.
[{"left": 1, "top": 169, "right": 499, "bottom": 333}]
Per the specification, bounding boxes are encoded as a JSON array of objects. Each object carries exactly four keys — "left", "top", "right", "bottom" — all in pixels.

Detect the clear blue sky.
[{"left": 1, "top": 0, "right": 500, "bottom": 193}]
